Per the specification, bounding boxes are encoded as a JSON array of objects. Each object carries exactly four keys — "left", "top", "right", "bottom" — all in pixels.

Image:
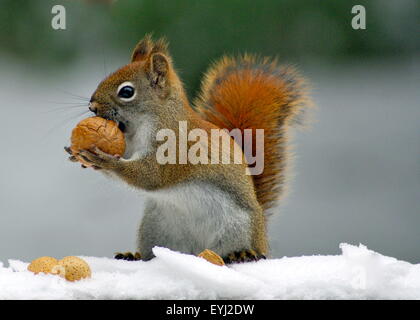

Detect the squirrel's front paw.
[
  {"left": 65, "top": 146, "right": 121, "bottom": 170},
  {"left": 77, "top": 147, "right": 122, "bottom": 170}
]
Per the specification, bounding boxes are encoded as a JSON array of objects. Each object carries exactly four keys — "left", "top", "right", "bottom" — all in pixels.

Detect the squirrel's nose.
[{"left": 89, "top": 102, "right": 98, "bottom": 114}]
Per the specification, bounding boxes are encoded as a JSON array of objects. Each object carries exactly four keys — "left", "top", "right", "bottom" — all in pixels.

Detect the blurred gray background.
[{"left": 0, "top": 0, "right": 419, "bottom": 263}]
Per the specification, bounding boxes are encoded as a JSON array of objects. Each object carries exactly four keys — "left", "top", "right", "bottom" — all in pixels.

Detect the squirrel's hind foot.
[
  {"left": 114, "top": 251, "right": 141, "bottom": 261},
  {"left": 223, "top": 249, "right": 266, "bottom": 264}
]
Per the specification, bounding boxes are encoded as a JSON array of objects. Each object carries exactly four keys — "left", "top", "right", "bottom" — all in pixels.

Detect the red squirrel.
[{"left": 65, "top": 35, "right": 311, "bottom": 263}]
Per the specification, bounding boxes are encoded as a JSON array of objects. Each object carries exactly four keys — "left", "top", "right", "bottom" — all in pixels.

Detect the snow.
[{"left": 1, "top": 244, "right": 419, "bottom": 299}]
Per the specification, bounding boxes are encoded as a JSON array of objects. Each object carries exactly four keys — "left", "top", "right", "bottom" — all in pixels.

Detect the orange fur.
[{"left": 194, "top": 55, "right": 311, "bottom": 212}]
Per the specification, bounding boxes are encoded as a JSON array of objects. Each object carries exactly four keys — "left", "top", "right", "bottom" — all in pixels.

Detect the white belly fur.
[{"left": 140, "top": 181, "right": 252, "bottom": 258}]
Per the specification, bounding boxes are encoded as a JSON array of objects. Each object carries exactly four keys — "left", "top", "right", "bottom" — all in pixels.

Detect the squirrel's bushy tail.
[{"left": 194, "top": 55, "right": 311, "bottom": 213}]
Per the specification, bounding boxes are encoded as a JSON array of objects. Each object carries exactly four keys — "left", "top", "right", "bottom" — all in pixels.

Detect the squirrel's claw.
[
  {"left": 64, "top": 146, "right": 73, "bottom": 156},
  {"left": 65, "top": 147, "right": 79, "bottom": 163},
  {"left": 114, "top": 252, "right": 141, "bottom": 261},
  {"left": 223, "top": 249, "right": 266, "bottom": 264}
]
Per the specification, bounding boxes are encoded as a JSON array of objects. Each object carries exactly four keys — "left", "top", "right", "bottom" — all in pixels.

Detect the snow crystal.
[{"left": 0, "top": 244, "right": 419, "bottom": 299}]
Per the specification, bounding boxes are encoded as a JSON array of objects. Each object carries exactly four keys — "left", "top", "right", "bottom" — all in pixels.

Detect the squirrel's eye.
[{"left": 117, "top": 82, "right": 136, "bottom": 101}]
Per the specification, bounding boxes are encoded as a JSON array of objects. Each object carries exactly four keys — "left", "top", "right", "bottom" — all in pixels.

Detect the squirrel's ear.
[
  {"left": 131, "top": 35, "right": 153, "bottom": 62},
  {"left": 148, "top": 53, "right": 170, "bottom": 88}
]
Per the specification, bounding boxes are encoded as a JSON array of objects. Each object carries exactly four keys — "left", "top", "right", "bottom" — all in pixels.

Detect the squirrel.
[{"left": 65, "top": 35, "right": 310, "bottom": 263}]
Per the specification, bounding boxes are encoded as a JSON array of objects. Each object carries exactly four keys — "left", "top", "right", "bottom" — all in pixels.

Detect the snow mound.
[{"left": 1, "top": 244, "right": 419, "bottom": 299}]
